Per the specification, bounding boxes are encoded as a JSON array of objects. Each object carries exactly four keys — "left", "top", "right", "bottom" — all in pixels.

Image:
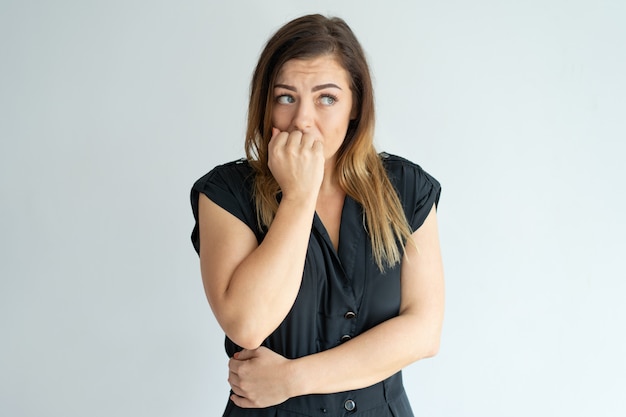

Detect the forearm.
[
  {"left": 289, "top": 313, "right": 441, "bottom": 396},
  {"left": 217, "top": 196, "right": 316, "bottom": 348},
  {"left": 289, "top": 206, "right": 444, "bottom": 395}
]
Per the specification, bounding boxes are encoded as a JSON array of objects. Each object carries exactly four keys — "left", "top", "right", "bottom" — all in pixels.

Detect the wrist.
[
  {"left": 279, "top": 191, "right": 319, "bottom": 208},
  {"left": 276, "top": 194, "right": 318, "bottom": 222},
  {"left": 287, "top": 356, "right": 312, "bottom": 397}
]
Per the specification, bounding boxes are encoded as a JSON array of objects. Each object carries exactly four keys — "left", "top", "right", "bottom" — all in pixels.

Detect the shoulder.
[
  {"left": 192, "top": 158, "right": 254, "bottom": 193},
  {"left": 379, "top": 152, "right": 440, "bottom": 190},
  {"left": 191, "top": 158, "right": 257, "bottom": 216},
  {"left": 190, "top": 159, "right": 261, "bottom": 252},
  {"left": 379, "top": 152, "right": 442, "bottom": 230},
  {"left": 380, "top": 151, "right": 421, "bottom": 170}
]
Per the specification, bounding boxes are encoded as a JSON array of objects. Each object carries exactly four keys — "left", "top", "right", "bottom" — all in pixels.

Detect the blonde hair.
[{"left": 245, "top": 14, "right": 412, "bottom": 271}]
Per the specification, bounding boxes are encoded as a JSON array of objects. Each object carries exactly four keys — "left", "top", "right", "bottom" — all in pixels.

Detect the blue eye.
[
  {"left": 276, "top": 95, "right": 295, "bottom": 104},
  {"left": 319, "top": 95, "right": 337, "bottom": 105}
]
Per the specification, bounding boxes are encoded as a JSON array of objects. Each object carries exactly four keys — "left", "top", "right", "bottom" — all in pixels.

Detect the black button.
[
  {"left": 344, "top": 311, "right": 356, "bottom": 319},
  {"left": 344, "top": 399, "right": 356, "bottom": 411},
  {"left": 341, "top": 334, "right": 352, "bottom": 343}
]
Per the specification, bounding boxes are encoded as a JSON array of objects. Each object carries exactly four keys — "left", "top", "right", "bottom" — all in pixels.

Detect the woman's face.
[{"left": 271, "top": 55, "right": 356, "bottom": 163}]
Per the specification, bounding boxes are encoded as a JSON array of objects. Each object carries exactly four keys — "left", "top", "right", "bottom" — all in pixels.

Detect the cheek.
[
  {"left": 271, "top": 108, "right": 292, "bottom": 130},
  {"left": 325, "top": 110, "right": 352, "bottom": 133}
]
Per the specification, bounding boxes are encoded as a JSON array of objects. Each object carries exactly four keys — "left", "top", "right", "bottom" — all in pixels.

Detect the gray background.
[{"left": 1, "top": 0, "right": 625, "bottom": 416}]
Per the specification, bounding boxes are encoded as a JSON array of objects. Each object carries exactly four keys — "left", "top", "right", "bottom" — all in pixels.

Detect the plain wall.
[{"left": 1, "top": 1, "right": 624, "bottom": 416}]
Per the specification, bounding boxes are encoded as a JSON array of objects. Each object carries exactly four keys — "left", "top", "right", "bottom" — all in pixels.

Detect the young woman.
[{"left": 191, "top": 14, "right": 444, "bottom": 416}]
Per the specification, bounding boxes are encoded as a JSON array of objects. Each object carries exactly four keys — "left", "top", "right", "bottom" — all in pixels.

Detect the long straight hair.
[{"left": 245, "top": 14, "right": 412, "bottom": 271}]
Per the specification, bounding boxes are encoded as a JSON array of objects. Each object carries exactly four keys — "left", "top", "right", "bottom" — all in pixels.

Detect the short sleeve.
[
  {"left": 190, "top": 159, "right": 262, "bottom": 254},
  {"left": 381, "top": 153, "right": 441, "bottom": 232}
]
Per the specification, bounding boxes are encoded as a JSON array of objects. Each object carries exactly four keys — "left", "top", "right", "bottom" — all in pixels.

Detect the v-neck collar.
[{"left": 312, "top": 195, "right": 365, "bottom": 280}]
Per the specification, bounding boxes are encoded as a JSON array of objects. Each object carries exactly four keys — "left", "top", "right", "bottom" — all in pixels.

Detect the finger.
[
  {"left": 285, "top": 130, "right": 304, "bottom": 148},
  {"left": 271, "top": 127, "right": 280, "bottom": 138},
  {"left": 231, "top": 393, "right": 256, "bottom": 409},
  {"left": 312, "top": 139, "right": 324, "bottom": 154},
  {"left": 228, "top": 379, "right": 242, "bottom": 395},
  {"left": 235, "top": 348, "right": 256, "bottom": 361},
  {"left": 268, "top": 130, "right": 288, "bottom": 154},
  {"left": 300, "top": 133, "right": 320, "bottom": 149},
  {"left": 228, "top": 369, "right": 245, "bottom": 395},
  {"left": 228, "top": 376, "right": 243, "bottom": 396},
  {"left": 228, "top": 357, "right": 241, "bottom": 373}
]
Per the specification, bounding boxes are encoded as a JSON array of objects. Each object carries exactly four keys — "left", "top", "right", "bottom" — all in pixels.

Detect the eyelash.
[
  {"left": 274, "top": 93, "right": 339, "bottom": 106},
  {"left": 319, "top": 94, "right": 338, "bottom": 105},
  {"left": 275, "top": 94, "right": 295, "bottom": 104}
]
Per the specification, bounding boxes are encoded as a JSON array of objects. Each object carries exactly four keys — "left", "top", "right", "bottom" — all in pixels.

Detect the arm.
[
  {"left": 228, "top": 204, "right": 445, "bottom": 407},
  {"left": 198, "top": 129, "right": 324, "bottom": 349}
]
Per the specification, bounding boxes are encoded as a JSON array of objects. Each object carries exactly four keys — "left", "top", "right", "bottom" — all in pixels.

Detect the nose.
[{"left": 291, "top": 101, "right": 313, "bottom": 132}]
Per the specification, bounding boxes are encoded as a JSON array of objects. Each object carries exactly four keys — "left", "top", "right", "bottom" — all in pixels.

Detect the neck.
[{"left": 320, "top": 160, "right": 342, "bottom": 196}]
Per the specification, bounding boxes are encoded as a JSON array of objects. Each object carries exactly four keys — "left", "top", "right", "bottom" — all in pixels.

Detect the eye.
[
  {"left": 276, "top": 94, "right": 295, "bottom": 104},
  {"left": 319, "top": 94, "right": 337, "bottom": 106}
]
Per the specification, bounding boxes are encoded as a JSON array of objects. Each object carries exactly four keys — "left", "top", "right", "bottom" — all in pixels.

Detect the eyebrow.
[{"left": 274, "top": 83, "right": 343, "bottom": 92}]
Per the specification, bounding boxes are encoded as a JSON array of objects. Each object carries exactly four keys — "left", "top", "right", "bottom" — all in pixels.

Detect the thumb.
[{"left": 271, "top": 127, "right": 280, "bottom": 138}]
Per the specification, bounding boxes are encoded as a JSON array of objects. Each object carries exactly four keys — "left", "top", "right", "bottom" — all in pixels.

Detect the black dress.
[{"left": 190, "top": 153, "right": 441, "bottom": 417}]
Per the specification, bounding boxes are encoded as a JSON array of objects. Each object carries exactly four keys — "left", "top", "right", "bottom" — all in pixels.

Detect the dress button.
[
  {"left": 341, "top": 334, "right": 352, "bottom": 343},
  {"left": 344, "top": 399, "right": 356, "bottom": 411},
  {"left": 344, "top": 311, "right": 356, "bottom": 319}
]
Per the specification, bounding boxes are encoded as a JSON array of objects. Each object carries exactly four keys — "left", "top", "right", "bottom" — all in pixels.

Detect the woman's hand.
[
  {"left": 228, "top": 346, "right": 295, "bottom": 408},
  {"left": 268, "top": 127, "right": 325, "bottom": 202}
]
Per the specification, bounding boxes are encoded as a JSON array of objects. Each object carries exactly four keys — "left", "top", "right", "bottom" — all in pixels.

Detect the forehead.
[{"left": 276, "top": 55, "right": 351, "bottom": 86}]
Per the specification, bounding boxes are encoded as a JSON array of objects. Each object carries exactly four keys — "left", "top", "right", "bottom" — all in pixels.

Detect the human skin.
[
  {"left": 197, "top": 55, "right": 445, "bottom": 409},
  {"left": 270, "top": 55, "right": 357, "bottom": 248}
]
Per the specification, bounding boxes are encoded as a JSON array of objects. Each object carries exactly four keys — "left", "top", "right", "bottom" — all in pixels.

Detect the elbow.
[
  {"left": 229, "top": 334, "right": 265, "bottom": 350},
  {"left": 422, "top": 339, "right": 440, "bottom": 359},
  {"left": 409, "top": 335, "right": 441, "bottom": 362},
  {"left": 414, "top": 318, "right": 443, "bottom": 360},
  {"left": 211, "top": 301, "right": 269, "bottom": 350},
  {"left": 424, "top": 330, "right": 443, "bottom": 358},
  {"left": 223, "top": 321, "right": 268, "bottom": 350}
]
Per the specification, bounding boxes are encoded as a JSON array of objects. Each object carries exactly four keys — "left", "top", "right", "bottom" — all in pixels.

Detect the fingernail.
[
  {"left": 233, "top": 352, "right": 239, "bottom": 359},
  {"left": 272, "top": 127, "right": 279, "bottom": 137}
]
